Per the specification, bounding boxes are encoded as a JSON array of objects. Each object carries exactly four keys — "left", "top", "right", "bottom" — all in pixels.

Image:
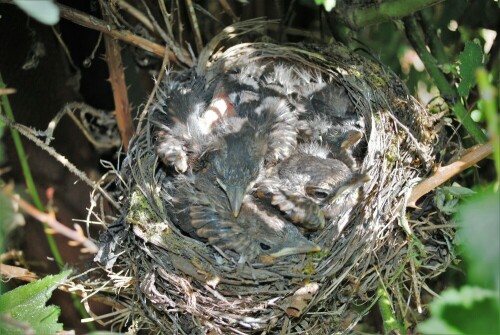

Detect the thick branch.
[{"left": 407, "top": 141, "right": 494, "bottom": 208}]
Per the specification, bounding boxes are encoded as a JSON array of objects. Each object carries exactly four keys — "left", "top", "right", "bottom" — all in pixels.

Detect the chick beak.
[
  {"left": 227, "top": 187, "right": 245, "bottom": 217},
  {"left": 270, "top": 239, "right": 321, "bottom": 258}
]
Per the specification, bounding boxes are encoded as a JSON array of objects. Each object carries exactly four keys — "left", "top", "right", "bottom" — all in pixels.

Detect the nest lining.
[{"left": 92, "top": 28, "right": 454, "bottom": 334}]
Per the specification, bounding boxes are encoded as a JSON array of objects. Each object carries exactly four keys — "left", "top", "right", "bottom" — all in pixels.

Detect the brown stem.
[
  {"left": 0, "top": 88, "right": 16, "bottom": 95},
  {"left": 407, "top": 141, "right": 495, "bottom": 208},
  {"left": 115, "top": 0, "right": 155, "bottom": 33},
  {"left": 99, "top": 0, "right": 134, "bottom": 152},
  {"left": 56, "top": 3, "right": 187, "bottom": 64},
  {"left": 184, "top": 0, "right": 203, "bottom": 53},
  {"left": 8, "top": 194, "right": 99, "bottom": 253},
  {"left": 218, "top": 0, "right": 238, "bottom": 22}
]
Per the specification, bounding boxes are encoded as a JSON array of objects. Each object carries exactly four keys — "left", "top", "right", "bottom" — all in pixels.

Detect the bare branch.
[
  {"left": 407, "top": 141, "right": 495, "bottom": 208},
  {"left": 99, "top": 0, "right": 134, "bottom": 152}
]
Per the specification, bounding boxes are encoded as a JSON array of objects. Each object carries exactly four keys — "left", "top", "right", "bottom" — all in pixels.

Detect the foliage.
[
  {"left": 420, "top": 61, "right": 499, "bottom": 333},
  {"left": 456, "top": 187, "right": 500, "bottom": 290},
  {"left": 420, "top": 187, "right": 500, "bottom": 334},
  {"left": 457, "top": 41, "right": 485, "bottom": 97},
  {"left": 434, "top": 185, "right": 476, "bottom": 215},
  {"left": 419, "top": 286, "right": 499, "bottom": 334},
  {"left": 0, "top": 270, "right": 71, "bottom": 334}
]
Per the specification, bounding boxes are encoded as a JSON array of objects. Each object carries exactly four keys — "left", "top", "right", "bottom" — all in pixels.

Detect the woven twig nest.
[{"left": 94, "top": 24, "right": 453, "bottom": 334}]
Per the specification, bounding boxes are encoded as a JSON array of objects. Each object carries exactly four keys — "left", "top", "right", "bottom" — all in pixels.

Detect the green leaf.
[
  {"left": 441, "top": 185, "right": 475, "bottom": 198},
  {"left": 0, "top": 270, "right": 71, "bottom": 334},
  {"left": 419, "top": 286, "right": 499, "bottom": 335},
  {"left": 456, "top": 187, "right": 500, "bottom": 289},
  {"left": 457, "top": 41, "right": 483, "bottom": 97},
  {"left": 12, "top": 0, "right": 60, "bottom": 26}
]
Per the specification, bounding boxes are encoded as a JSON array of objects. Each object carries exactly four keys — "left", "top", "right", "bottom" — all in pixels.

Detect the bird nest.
[{"left": 92, "top": 24, "right": 453, "bottom": 334}]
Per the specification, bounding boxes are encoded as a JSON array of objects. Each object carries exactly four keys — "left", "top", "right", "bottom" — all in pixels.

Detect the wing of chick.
[
  {"left": 256, "top": 147, "right": 369, "bottom": 229},
  {"left": 174, "top": 170, "right": 319, "bottom": 261}
]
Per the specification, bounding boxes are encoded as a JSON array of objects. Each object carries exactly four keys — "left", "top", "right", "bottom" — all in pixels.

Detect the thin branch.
[
  {"left": 267, "top": 22, "right": 323, "bottom": 41},
  {"left": 407, "top": 141, "right": 494, "bottom": 208},
  {"left": 131, "top": 0, "right": 192, "bottom": 66},
  {"left": 115, "top": 0, "right": 155, "bottom": 33},
  {"left": 218, "top": 0, "right": 238, "bottom": 22},
  {"left": 99, "top": 0, "right": 134, "bottom": 152},
  {"left": 56, "top": 2, "right": 190, "bottom": 65},
  {"left": 184, "top": 0, "right": 203, "bottom": 54},
  {"left": 0, "top": 87, "right": 16, "bottom": 95},
  {"left": 158, "top": 0, "right": 174, "bottom": 40},
  {"left": 403, "top": 15, "right": 487, "bottom": 144},
  {"left": 6, "top": 192, "right": 99, "bottom": 253},
  {"left": 137, "top": 46, "right": 171, "bottom": 133},
  {"left": 0, "top": 114, "right": 120, "bottom": 210}
]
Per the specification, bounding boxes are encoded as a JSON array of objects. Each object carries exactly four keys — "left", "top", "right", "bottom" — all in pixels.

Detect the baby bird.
[
  {"left": 152, "top": 73, "right": 216, "bottom": 173},
  {"left": 153, "top": 69, "right": 297, "bottom": 217},
  {"left": 207, "top": 95, "right": 296, "bottom": 217},
  {"left": 256, "top": 143, "right": 369, "bottom": 231},
  {"left": 173, "top": 168, "right": 320, "bottom": 263}
]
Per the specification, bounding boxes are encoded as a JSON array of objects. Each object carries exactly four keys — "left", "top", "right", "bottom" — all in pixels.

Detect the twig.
[
  {"left": 158, "top": 0, "right": 174, "bottom": 40},
  {"left": 407, "top": 141, "right": 494, "bottom": 208},
  {"left": 0, "top": 87, "right": 16, "bottom": 96},
  {"left": 218, "top": 0, "right": 238, "bottom": 22},
  {"left": 6, "top": 192, "right": 99, "bottom": 253},
  {"left": 279, "top": 0, "right": 296, "bottom": 42},
  {"left": 115, "top": 0, "right": 155, "bottom": 33},
  {"left": 404, "top": 15, "right": 487, "bottom": 144},
  {"left": 184, "top": 0, "right": 203, "bottom": 54},
  {"left": 137, "top": 46, "right": 172, "bottom": 133},
  {"left": 44, "top": 102, "right": 121, "bottom": 150},
  {"left": 56, "top": 2, "right": 189, "bottom": 65},
  {"left": 99, "top": 0, "right": 134, "bottom": 152},
  {"left": 0, "top": 114, "right": 120, "bottom": 210}
]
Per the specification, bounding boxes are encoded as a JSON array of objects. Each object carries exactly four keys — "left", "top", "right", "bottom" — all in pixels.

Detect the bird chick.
[
  {"left": 209, "top": 118, "right": 267, "bottom": 217},
  {"left": 256, "top": 143, "right": 369, "bottom": 230},
  {"left": 151, "top": 74, "right": 216, "bottom": 173},
  {"left": 174, "top": 169, "right": 320, "bottom": 262},
  {"left": 207, "top": 95, "right": 296, "bottom": 217}
]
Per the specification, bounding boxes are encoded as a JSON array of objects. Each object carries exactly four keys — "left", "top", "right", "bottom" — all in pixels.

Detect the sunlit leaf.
[
  {"left": 456, "top": 187, "right": 500, "bottom": 289},
  {"left": 457, "top": 41, "right": 483, "bottom": 97},
  {"left": 419, "top": 286, "right": 499, "bottom": 335},
  {"left": 0, "top": 271, "right": 70, "bottom": 334}
]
